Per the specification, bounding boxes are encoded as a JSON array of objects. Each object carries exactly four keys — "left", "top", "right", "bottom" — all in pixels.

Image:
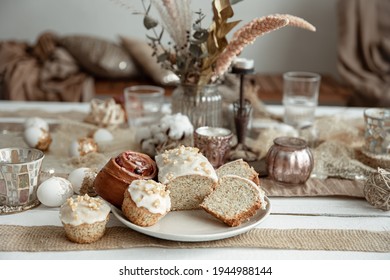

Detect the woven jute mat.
[{"left": 1, "top": 225, "right": 389, "bottom": 253}]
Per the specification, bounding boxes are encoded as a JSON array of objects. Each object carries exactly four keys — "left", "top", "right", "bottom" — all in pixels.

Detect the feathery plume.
[
  {"left": 275, "top": 14, "right": 316, "bottom": 32},
  {"left": 213, "top": 14, "right": 316, "bottom": 80},
  {"left": 151, "top": 0, "right": 191, "bottom": 51},
  {"left": 213, "top": 15, "right": 288, "bottom": 79},
  {"left": 134, "top": 1, "right": 316, "bottom": 85}
]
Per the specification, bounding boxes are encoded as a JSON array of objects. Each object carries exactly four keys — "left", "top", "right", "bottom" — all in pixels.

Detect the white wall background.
[{"left": 0, "top": 0, "right": 339, "bottom": 77}]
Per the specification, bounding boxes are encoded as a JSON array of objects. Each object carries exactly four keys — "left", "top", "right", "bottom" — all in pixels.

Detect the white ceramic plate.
[{"left": 111, "top": 196, "right": 271, "bottom": 242}]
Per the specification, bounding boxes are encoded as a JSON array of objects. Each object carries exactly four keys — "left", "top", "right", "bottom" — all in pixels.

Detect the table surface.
[{"left": 0, "top": 101, "right": 389, "bottom": 260}]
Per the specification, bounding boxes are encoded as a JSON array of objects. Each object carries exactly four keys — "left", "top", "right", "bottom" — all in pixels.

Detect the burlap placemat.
[
  {"left": 0, "top": 225, "right": 389, "bottom": 253},
  {"left": 261, "top": 178, "right": 364, "bottom": 197}
]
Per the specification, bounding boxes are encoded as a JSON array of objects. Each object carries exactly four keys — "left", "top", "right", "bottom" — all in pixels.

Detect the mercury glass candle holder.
[{"left": 0, "top": 147, "right": 44, "bottom": 214}]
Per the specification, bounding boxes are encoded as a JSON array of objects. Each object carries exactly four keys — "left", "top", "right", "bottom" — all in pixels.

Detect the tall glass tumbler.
[
  {"left": 124, "top": 85, "right": 165, "bottom": 127},
  {"left": 283, "top": 72, "right": 321, "bottom": 129}
]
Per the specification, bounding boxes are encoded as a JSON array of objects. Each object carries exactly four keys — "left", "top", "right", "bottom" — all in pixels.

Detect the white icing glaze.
[
  {"left": 155, "top": 146, "right": 218, "bottom": 184},
  {"left": 59, "top": 194, "right": 110, "bottom": 226},
  {"left": 127, "top": 180, "right": 171, "bottom": 214}
]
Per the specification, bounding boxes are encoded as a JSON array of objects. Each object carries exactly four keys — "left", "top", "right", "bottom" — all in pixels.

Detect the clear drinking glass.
[
  {"left": 124, "top": 85, "right": 165, "bottom": 127},
  {"left": 282, "top": 72, "right": 321, "bottom": 129}
]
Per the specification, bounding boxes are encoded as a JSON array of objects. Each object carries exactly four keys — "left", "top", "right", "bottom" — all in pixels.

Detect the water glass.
[
  {"left": 364, "top": 108, "right": 390, "bottom": 154},
  {"left": 0, "top": 148, "right": 44, "bottom": 213},
  {"left": 282, "top": 72, "right": 321, "bottom": 128},
  {"left": 124, "top": 85, "right": 165, "bottom": 127}
]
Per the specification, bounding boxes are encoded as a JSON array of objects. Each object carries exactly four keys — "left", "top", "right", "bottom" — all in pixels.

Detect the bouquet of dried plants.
[{"left": 139, "top": 0, "right": 315, "bottom": 86}]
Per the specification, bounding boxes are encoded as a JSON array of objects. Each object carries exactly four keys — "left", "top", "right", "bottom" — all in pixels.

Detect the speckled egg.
[
  {"left": 23, "top": 126, "right": 52, "bottom": 151},
  {"left": 69, "top": 137, "right": 98, "bottom": 157},
  {"left": 24, "top": 117, "right": 49, "bottom": 131},
  {"left": 91, "top": 128, "right": 114, "bottom": 146},
  {"left": 67, "top": 167, "right": 97, "bottom": 196},
  {"left": 37, "top": 177, "right": 74, "bottom": 207}
]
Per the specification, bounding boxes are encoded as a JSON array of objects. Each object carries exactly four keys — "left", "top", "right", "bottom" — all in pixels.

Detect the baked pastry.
[
  {"left": 200, "top": 175, "right": 267, "bottom": 227},
  {"left": 93, "top": 150, "right": 157, "bottom": 208},
  {"left": 216, "top": 159, "right": 260, "bottom": 185},
  {"left": 59, "top": 194, "right": 111, "bottom": 244},
  {"left": 122, "top": 179, "right": 171, "bottom": 227},
  {"left": 155, "top": 146, "right": 218, "bottom": 210}
]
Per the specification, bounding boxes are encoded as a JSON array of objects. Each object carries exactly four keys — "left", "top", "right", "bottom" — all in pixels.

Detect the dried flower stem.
[
  {"left": 152, "top": 0, "right": 191, "bottom": 51},
  {"left": 275, "top": 14, "right": 316, "bottom": 32},
  {"left": 212, "top": 14, "right": 316, "bottom": 80}
]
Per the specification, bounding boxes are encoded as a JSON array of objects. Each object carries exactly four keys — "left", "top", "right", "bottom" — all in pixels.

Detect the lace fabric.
[{"left": 248, "top": 114, "right": 388, "bottom": 180}]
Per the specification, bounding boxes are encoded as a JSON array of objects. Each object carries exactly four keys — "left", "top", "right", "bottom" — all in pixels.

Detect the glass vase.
[{"left": 171, "top": 84, "right": 222, "bottom": 128}]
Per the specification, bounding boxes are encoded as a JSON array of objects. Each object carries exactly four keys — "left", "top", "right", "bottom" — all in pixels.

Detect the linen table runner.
[{"left": 0, "top": 225, "right": 389, "bottom": 253}]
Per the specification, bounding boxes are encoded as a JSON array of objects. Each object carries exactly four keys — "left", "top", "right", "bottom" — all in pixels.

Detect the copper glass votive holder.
[
  {"left": 194, "top": 126, "right": 233, "bottom": 168},
  {"left": 0, "top": 147, "right": 44, "bottom": 214},
  {"left": 266, "top": 137, "right": 314, "bottom": 184}
]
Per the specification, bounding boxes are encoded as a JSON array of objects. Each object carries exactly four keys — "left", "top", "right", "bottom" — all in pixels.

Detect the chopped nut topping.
[{"left": 153, "top": 199, "right": 160, "bottom": 207}]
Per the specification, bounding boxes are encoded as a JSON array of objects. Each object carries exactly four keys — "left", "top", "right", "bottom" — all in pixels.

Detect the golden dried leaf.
[{"left": 201, "top": 0, "right": 241, "bottom": 84}]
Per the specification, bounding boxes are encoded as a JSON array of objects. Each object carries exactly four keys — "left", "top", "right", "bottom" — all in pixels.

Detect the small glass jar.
[
  {"left": 171, "top": 83, "right": 222, "bottom": 129},
  {"left": 266, "top": 137, "right": 314, "bottom": 184}
]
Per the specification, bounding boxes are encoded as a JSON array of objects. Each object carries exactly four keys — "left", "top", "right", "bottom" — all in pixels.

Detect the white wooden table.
[{"left": 0, "top": 101, "right": 389, "bottom": 260}]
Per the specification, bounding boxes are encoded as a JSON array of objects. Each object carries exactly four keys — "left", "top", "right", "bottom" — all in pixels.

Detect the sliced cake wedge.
[
  {"left": 216, "top": 159, "right": 260, "bottom": 185},
  {"left": 200, "top": 175, "right": 267, "bottom": 227}
]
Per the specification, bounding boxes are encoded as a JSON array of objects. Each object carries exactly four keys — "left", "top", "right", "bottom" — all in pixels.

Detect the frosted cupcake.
[
  {"left": 60, "top": 194, "right": 111, "bottom": 244},
  {"left": 122, "top": 180, "right": 171, "bottom": 227}
]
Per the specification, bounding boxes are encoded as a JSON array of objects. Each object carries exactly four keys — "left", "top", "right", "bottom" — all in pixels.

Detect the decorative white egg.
[
  {"left": 67, "top": 167, "right": 97, "bottom": 195},
  {"left": 91, "top": 128, "right": 114, "bottom": 146},
  {"left": 23, "top": 126, "right": 52, "bottom": 151},
  {"left": 37, "top": 177, "right": 74, "bottom": 207},
  {"left": 24, "top": 117, "right": 49, "bottom": 131},
  {"left": 69, "top": 137, "right": 98, "bottom": 157}
]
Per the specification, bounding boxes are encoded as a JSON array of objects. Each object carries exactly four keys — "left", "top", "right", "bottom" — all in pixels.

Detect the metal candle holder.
[{"left": 230, "top": 58, "right": 258, "bottom": 161}]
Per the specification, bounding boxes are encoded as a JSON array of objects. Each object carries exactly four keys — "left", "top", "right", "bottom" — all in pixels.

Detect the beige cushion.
[
  {"left": 120, "top": 36, "right": 179, "bottom": 85},
  {"left": 58, "top": 35, "right": 138, "bottom": 79}
]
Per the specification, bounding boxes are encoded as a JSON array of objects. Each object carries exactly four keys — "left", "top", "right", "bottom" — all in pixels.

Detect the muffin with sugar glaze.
[
  {"left": 60, "top": 194, "right": 111, "bottom": 244},
  {"left": 122, "top": 179, "right": 171, "bottom": 227}
]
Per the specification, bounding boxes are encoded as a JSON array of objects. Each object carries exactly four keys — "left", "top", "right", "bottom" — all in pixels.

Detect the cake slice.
[
  {"left": 200, "top": 175, "right": 267, "bottom": 227},
  {"left": 155, "top": 146, "right": 218, "bottom": 210},
  {"left": 216, "top": 159, "right": 260, "bottom": 185}
]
